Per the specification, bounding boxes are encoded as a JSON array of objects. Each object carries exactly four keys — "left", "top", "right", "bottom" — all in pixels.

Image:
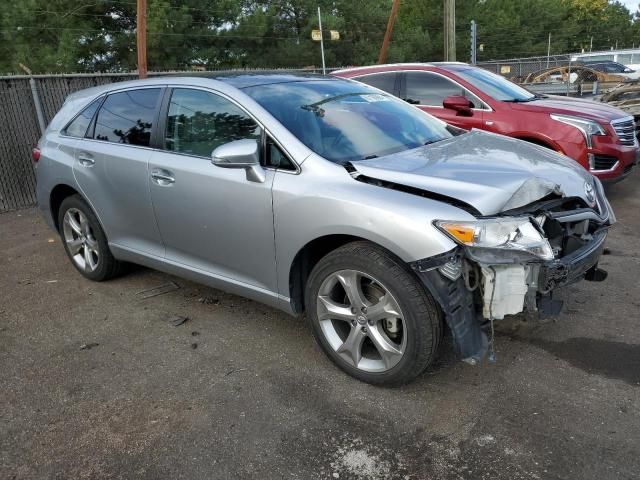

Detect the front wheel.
[{"left": 305, "top": 241, "right": 442, "bottom": 386}]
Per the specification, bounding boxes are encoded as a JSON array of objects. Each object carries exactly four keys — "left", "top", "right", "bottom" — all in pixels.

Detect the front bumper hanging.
[{"left": 410, "top": 227, "right": 609, "bottom": 364}]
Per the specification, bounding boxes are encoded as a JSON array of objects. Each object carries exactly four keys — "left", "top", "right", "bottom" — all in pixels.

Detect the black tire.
[
  {"left": 57, "top": 194, "right": 123, "bottom": 281},
  {"left": 305, "top": 241, "right": 443, "bottom": 386}
]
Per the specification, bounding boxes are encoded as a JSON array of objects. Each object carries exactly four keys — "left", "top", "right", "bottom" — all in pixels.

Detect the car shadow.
[{"left": 513, "top": 335, "right": 640, "bottom": 386}]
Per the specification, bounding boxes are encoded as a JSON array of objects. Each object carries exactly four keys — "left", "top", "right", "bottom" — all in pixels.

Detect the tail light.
[{"left": 32, "top": 147, "right": 40, "bottom": 163}]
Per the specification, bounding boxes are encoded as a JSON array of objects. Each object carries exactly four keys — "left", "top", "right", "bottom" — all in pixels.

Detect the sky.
[{"left": 619, "top": 0, "right": 639, "bottom": 13}]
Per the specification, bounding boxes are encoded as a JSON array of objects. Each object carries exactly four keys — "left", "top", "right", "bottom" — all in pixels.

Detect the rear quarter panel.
[{"left": 35, "top": 132, "right": 79, "bottom": 230}]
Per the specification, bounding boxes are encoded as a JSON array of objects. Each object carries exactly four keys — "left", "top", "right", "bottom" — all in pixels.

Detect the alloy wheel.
[
  {"left": 62, "top": 208, "right": 100, "bottom": 272},
  {"left": 316, "top": 269, "right": 407, "bottom": 372}
]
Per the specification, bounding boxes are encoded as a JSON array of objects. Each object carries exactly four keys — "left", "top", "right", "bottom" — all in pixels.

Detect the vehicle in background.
[
  {"left": 575, "top": 60, "right": 640, "bottom": 80},
  {"left": 600, "top": 82, "right": 640, "bottom": 140},
  {"left": 334, "top": 63, "right": 638, "bottom": 182},
  {"left": 522, "top": 64, "right": 626, "bottom": 84},
  {"left": 571, "top": 49, "right": 640, "bottom": 70},
  {"left": 35, "top": 74, "right": 613, "bottom": 385}
]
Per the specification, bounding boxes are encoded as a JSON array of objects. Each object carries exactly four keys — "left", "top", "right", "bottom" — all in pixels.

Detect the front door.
[
  {"left": 401, "top": 71, "right": 486, "bottom": 131},
  {"left": 148, "top": 87, "right": 277, "bottom": 292}
]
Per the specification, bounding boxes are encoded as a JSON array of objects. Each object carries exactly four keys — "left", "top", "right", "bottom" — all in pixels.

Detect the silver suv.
[{"left": 35, "top": 74, "right": 614, "bottom": 385}]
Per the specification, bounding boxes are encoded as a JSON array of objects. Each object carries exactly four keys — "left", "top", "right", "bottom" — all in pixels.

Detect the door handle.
[
  {"left": 77, "top": 153, "right": 95, "bottom": 166},
  {"left": 151, "top": 169, "right": 175, "bottom": 185}
]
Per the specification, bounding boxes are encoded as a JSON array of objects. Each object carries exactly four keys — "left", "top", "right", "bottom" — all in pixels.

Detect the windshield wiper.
[
  {"left": 502, "top": 97, "right": 536, "bottom": 103},
  {"left": 362, "top": 154, "right": 378, "bottom": 160},
  {"left": 301, "top": 92, "right": 374, "bottom": 117},
  {"left": 502, "top": 93, "right": 545, "bottom": 103}
]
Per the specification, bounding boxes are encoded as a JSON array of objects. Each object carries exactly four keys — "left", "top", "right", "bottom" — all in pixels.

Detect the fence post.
[{"left": 29, "top": 78, "right": 46, "bottom": 135}]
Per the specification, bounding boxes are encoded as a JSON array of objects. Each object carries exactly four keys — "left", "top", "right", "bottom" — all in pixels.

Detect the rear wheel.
[
  {"left": 305, "top": 241, "right": 442, "bottom": 385},
  {"left": 58, "top": 195, "right": 122, "bottom": 281}
]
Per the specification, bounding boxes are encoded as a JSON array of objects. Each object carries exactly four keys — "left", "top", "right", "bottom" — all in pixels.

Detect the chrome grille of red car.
[{"left": 611, "top": 118, "right": 636, "bottom": 146}]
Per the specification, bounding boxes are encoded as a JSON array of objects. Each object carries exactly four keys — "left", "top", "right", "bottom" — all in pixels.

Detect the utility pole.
[
  {"left": 444, "top": 0, "right": 456, "bottom": 61},
  {"left": 317, "top": 6, "right": 326, "bottom": 74},
  {"left": 546, "top": 33, "right": 551, "bottom": 68},
  {"left": 470, "top": 20, "right": 477, "bottom": 65},
  {"left": 378, "top": 0, "right": 400, "bottom": 64},
  {"left": 136, "top": 0, "right": 147, "bottom": 79}
]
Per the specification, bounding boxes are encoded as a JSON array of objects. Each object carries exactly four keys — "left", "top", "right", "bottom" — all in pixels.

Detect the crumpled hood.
[{"left": 353, "top": 130, "right": 594, "bottom": 216}]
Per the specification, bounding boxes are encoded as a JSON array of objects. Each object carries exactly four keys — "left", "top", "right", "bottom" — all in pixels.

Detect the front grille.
[
  {"left": 611, "top": 118, "right": 636, "bottom": 146},
  {"left": 592, "top": 154, "right": 618, "bottom": 170}
]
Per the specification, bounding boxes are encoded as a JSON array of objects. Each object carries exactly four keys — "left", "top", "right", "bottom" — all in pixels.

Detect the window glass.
[
  {"left": 244, "top": 79, "right": 452, "bottom": 165},
  {"left": 405, "top": 72, "right": 466, "bottom": 106},
  {"left": 266, "top": 138, "right": 295, "bottom": 170},
  {"left": 165, "top": 88, "right": 261, "bottom": 157},
  {"left": 65, "top": 98, "right": 102, "bottom": 138},
  {"left": 583, "top": 54, "right": 614, "bottom": 62},
  {"left": 618, "top": 54, "right": 633, "bottom": 65},
  {"left": 355, "top": 73, "right": 397, "bottom": 94},
  {"left": 94, "top": 89, "right": 160, "bottom": 146},
  {"left": 447, "top": 66, "right": 535, "bottom": 102},
  {"left": 604, "top": 63, "right": 625, "bottom": 73}
]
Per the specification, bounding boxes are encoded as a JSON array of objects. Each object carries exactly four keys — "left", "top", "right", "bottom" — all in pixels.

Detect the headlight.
[
  {"left": 435, "top": 218, "right": 554, "bottom": 262},
  {"left": 550, "top": 114, "right": 605, "bottom": 148}
]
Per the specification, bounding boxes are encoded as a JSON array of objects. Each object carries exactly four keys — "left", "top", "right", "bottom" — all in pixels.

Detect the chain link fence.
[
  {"left": 477, "top": 54, "right": 571, "bottom": 81},
  {"left": 0, "top": 73, "right": 144, "bottom": 212}
]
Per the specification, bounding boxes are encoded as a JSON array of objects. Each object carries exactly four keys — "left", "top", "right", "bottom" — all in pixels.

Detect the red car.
[{"left": 333, "top": 63, "right": 638, "bottom": 182}]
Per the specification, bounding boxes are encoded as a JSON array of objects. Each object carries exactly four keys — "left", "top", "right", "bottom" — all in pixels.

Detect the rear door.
[
  {"left": 72, "top": 87, "right": 165, "bottom": 257},
  {"left": 148, "top": 87, "right": 277, "bottom": 292},
  {"left": 400, "top": 71, "right": 486, "bottom": 130}
]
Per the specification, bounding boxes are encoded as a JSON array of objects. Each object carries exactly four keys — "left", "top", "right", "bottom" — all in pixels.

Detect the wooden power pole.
[
  {"left": 443, "top": 0, "right": 456, "bottom": 61},
  {"left": 136, "top": 0, "right": 148, "bottom": 78},
  {"left": 378, "top": 0, "right": 401, "bottom": 64}
]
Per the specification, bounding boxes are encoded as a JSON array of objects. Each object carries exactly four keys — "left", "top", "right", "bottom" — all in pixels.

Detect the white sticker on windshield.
[{"left": 359, "top": 94, "right": 389, "bottom": 103}]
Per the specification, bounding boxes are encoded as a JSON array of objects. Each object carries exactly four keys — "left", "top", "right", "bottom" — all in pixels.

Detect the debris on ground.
[
  {"left": 225, "top": 368, "right": 247, "bottom": 377},
  {"left": 169, "top": 315, "right": 189, "bottom": 327},
  {"left": 191, "top": 343, "right": 198, "bottom": 349},
  {"left": 198, "top": 296, "right": 219, "bottom": 305},
  {"left": 191, "top": 331, "right": 200, "bottom": 336},
  {"left": 79, "top": 343, "right": 99, "bottom": 350},
  {"left": 135, "top": 281, "right": 180, "bottom": 300}
]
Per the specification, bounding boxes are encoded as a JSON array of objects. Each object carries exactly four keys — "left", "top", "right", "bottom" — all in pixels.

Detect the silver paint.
[{"left": 36, "top": 75, "right": 605, "bottom": 317}]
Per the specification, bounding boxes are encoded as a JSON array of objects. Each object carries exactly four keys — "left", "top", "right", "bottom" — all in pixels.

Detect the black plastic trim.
[{"left": 538, "top": 228, "right": 608, "bottom": 292}]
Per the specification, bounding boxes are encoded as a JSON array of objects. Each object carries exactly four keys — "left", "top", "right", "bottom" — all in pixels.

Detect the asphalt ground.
[{"left": 1, "top": 174, "right": 639, "bottom": 479}]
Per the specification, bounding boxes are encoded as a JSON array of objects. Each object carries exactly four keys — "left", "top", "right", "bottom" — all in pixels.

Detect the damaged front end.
[{"left": 410, "top": 180, "right": 615, "bottom": 364}]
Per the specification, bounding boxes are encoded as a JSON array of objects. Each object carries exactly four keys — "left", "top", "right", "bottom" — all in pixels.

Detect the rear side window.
[
  {"left": 64, "top": 98, "right": 102, "bottom": 138},
  {"left": 355, "top": 73, "right": 397, "bottom": 94},
  {"left": 164, "top": 88, "right": 261, "bottom": 157},
  {"left": 93, "top": 88, "right": 160, "bottom": 146}
]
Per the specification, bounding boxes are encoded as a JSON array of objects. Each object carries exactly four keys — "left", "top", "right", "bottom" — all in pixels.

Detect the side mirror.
[
  {"left": 212, "top": 139, "right": 265, "bottom": 183},
  {"left": 442, "top": 95, "right": 473, "bottom": 116}
]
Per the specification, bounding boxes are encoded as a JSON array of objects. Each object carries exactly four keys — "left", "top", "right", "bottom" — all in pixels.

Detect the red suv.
[{"left": 333, "top": 63, "right": 638, "bottom": 182}]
